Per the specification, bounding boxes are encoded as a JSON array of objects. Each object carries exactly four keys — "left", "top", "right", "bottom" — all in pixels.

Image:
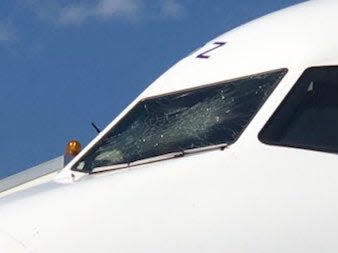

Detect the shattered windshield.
[{"left": 73, "top": 69, "right": 287, "bottom": 172}]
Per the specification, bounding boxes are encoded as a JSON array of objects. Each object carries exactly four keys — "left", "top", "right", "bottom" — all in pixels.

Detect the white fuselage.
[{"left": 2, "top": 1, "right": 338, "bottom": 252}]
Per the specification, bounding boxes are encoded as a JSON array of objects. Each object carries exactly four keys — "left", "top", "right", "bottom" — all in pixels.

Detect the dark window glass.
[
  {"left": 259, "top": 66, "right": 338, "bottom": 153},
  {"left": 73, "top": 69, "right": 287, "bottom": 172}
]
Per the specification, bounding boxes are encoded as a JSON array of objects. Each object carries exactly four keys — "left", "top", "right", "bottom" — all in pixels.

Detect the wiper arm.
[
  {"left": 91, "top": 143, "right": 228, "bottom": 174},
  {"left": 129, "top": 150, "right": 186, "bottom": 167},
  {"left": 91, "top": 151, "right": 184, "bottom": 174},
  {"left": 181, "top": 143, "right": 228, "bottom": 154},
  {"left": 91, "top": 163, "right": 129, "bottom": 173}
]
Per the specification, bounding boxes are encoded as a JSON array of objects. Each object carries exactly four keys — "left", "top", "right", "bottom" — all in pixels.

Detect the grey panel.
[{"left": 0, "top": 156, "right": 64, "bottom": 193}]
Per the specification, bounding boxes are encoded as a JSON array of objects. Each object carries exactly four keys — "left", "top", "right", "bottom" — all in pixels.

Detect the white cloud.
[
  {"left": 58, "top": 0, "right": 141, "bottom": 25},
  {"left": 96, "top": 0, "right": 139, "bottom": 18},
  {"left": 0, "top": 22, "right": 16, "bottom": 42},
  {"left": 160, "top": 0, "right": 186, "bottom": 19},
  {"left": 58, "top": 4, "right": 92, "bottom": 25},
  {"left": 22, "top": 0, "right": 186, "bottom": 26}
]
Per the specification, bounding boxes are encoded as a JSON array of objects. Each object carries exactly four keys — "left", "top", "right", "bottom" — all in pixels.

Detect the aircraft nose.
[{"left": 0, "top": 229, "right": 28, "bottom": 253}]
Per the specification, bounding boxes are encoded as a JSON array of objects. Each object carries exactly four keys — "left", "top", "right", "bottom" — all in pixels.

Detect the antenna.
[{"left": 91, "top": 122, "right": 101, "bottom": 133}]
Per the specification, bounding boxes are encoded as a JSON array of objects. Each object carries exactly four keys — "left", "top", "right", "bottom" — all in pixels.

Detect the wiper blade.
[
  {"left": 181, "top": 143, "right": 228, "bottom": 154},
  {"left": 91, "top": 143, "right": 228, "bottom": 174},
  {"left": 91, "top": 163, "right": 129, "bottom": 173},
  {"left": 129, "top": 151, "right": 185, "bottom": 166},
  {"left": 91, "top": 151, "right": 184, "bottom": 174}
]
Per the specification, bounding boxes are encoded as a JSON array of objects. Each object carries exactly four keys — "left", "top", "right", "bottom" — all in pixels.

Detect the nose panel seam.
[{"left": 0, "top": 227, "right": 29, "bottom": 251}]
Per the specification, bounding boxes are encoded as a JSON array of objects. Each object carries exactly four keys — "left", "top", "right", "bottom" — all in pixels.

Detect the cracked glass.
[{"left": 73, "top": 69, "right": 287, "bottom": 172}]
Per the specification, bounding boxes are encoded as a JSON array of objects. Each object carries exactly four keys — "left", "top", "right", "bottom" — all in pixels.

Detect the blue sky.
[{"left": 0, "top": 0, "right": 306, "bottom": 178}]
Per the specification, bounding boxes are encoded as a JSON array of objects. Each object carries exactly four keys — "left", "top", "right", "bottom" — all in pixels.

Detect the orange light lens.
[{"left": 65, "top": 140, "right": 82, "bottom": 156}]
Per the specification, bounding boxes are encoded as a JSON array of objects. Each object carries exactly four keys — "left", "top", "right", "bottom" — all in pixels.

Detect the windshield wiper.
[
  {"left": 91, "top": 143, "right": 228, "bottom": 174},
  {"left": 91, "top": 151, "right": 184, "bottom": 174},
  {"left": 90, "top": 163, "right": 129, "bottom": 173},
  {"left": 181, "top": 143, "right": 228, "bottom": 154}
]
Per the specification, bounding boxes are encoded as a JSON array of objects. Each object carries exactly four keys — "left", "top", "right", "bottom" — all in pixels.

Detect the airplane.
[{"left": 2, "top": 0, "right": 338, "bottom": 252}]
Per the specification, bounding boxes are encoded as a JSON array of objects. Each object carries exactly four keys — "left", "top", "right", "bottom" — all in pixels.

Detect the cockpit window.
[
  {"left": 73, "top": 69, "right": 287, "bottom": 172},
  {"left": 259, "top": 66, "right": 338, "bottom": 154}
]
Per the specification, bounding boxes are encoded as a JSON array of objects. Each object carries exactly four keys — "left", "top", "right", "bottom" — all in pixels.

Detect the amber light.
[{"left": 65, "top": 140, "right": 82, "bottom": 156}]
